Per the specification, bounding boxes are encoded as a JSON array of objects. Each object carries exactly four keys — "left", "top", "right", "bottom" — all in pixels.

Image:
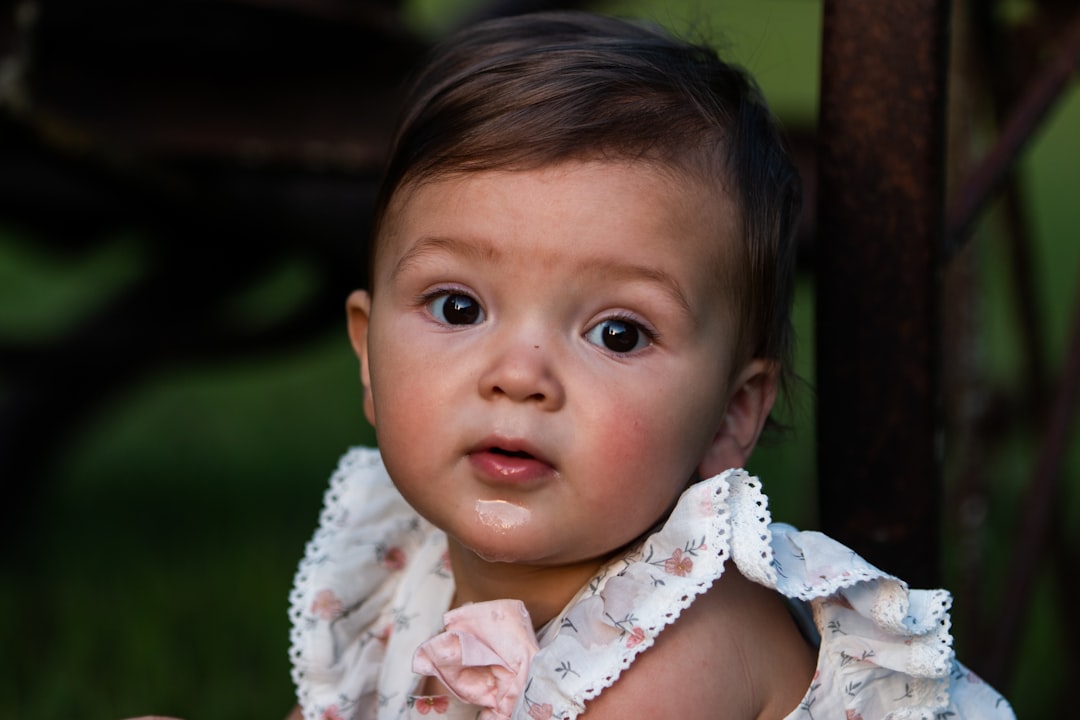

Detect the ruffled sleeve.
[{"left": 722, "top": 469, "right": 1015, "bottom": 720}]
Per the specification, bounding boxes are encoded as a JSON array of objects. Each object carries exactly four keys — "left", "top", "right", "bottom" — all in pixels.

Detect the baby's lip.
[
  {"left": 467, "top": 437, "right": 557, "bottom": 486},
  {"left": 468, "top": 436, "right": 553, "bottom": 468}
]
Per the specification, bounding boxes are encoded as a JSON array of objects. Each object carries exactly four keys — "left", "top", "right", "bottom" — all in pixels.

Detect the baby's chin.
[
  {"left": 455, "top": 531, "right": 614, "bottom": 569},
  {"left": 448, "top": 525, "right": 552, "bottom": 566},
  {"left": 460, "top": 533, "right": 549, "bottom": 565}
]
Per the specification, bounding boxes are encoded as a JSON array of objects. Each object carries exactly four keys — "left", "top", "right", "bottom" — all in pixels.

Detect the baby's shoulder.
[{"left": 582, "top": 568, "right": 815, "bottom": 720}]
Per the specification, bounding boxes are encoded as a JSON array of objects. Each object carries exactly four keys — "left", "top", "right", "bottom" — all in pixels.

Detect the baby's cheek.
[
  {"left": 592, "top": 403, "right": 656, "bottom": 470},
  {"left": 592, "top": 390, "right": 715, "bottom": 483}
]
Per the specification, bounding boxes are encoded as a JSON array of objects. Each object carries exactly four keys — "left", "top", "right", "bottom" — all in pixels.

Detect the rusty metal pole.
[{"left": 816, "top": 0, "right": 951, "bottom": 588}]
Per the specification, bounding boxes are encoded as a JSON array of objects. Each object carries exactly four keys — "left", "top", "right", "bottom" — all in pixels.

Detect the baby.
[{"left": 287, "top": 11, "right": 1014, "bottom": 720}]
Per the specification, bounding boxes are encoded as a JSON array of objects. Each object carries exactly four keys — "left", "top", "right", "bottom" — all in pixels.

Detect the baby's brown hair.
[{"left": 372, "top": 11, "right": 801, "bottom": 390}]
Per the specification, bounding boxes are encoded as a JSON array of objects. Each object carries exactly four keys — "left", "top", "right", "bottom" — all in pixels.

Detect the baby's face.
[{"left": 354, "top": 160, "right": 745, "bottom": 567}]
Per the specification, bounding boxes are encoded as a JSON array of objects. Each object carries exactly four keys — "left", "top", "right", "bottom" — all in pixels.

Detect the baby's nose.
[{"left": 477, "top": 339, "right": 565, "bottom": 410}]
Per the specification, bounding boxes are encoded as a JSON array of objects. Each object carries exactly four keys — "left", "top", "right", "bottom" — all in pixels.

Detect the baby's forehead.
[
  {"left": 372, "top": 161, "right": 746, "bottom": 312},
  {"left": 375, "top": 158, "right": 742, "bottom": 253}
]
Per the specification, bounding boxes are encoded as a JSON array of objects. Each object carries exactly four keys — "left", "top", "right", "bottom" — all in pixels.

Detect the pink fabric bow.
[{"left": 413, "top": 599, "right": 540, "bottom": 720}]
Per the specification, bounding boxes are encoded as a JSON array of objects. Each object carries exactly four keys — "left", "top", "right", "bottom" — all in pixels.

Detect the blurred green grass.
[
  {"left": 2, "top": 337, "right": 376, "bottom": 719},
  {"left": 3, "top": 1, "right": 1077, "bottom": 717}
]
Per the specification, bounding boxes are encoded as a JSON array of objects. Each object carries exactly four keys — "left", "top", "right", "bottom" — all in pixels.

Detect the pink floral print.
[
  {"left": 413, "top": 695, "right": 450, "bottom": 714},
  {"left": 320, "top": 705, "right": 345, "bottom": 720},
  {"left": 291, "top": 452, "right": 1016, "bottom": 720},
  {"left": 664, "top": 548, "right": 693, "bottom": 576},
  {"left": 528, "top": 702, "right": 554, "bottom": 719},
  {"left": 379, "top": 544, "right": 406, "bottom": 570},
  {"left": 310, "top": 589, "right": 343, "bottom": 621}
]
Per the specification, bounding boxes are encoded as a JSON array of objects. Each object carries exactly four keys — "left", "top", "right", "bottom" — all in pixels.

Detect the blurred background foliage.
[{"left": 1, "top": 0, "right": 1076, "bottom": 717}]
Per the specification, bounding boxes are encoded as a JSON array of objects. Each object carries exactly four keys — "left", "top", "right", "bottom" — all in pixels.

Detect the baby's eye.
[
  {"left": 585, "top": 317, "right": 651, "bottom": 354},
  {"left": 427, "top": 292, "right": 485, "bottom": 326}
]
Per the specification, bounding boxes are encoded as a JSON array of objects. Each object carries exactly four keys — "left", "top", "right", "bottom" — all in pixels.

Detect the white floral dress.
[{"left": 289, "top": 447, "right": 1014, "bottom": 720}]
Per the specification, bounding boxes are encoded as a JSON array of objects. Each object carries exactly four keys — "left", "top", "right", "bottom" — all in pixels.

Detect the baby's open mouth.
[
  {"left": 468, "top": 440, "right": 554, "bottom": 482},
  {"left": 490, "top": 447, "right": 535, "bottom": 459}
]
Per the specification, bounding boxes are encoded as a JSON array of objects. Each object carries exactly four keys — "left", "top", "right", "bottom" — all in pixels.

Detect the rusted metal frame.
[
  {"left": 940, "top": 0, "right": 984, "bottom": 652},
  {"left": 816, "top": 0, "right": 951, "bottom": 588},
  {"left": 14, "top": 1, "right": 422, "bottom": 164},
  {"left": 945, "top": 0, "right": 1040, "bottom": 663},
  {"left": 973, "top": 0, "right": 1049, "bottom": 406},
  {"left": 0, "top": 114, "right": 373, "bottom": 540},
  {"left": 951, "top": 4, "right": 1080, "bottom": 418},
  {"left": 982, "top": 268, "right": 1080, "bottom": 687},
  {"left": 946, "top": 6, "right": 1080, "bottom": 253},
  {"left": 943, "top": 4, "right": 1080, "bottom": 681},
  {"left": 998, "top": 186, "right": 1049, "bottom": 407},
  {"left": 940, "top": 0, "right": 1039, "bottom": 660}
]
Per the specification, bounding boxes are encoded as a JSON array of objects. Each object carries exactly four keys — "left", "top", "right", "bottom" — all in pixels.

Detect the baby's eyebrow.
[
  {"left": 391, "top": 235, "right": 501, "bottom": 280},
  {"left": 584, "top": 257, "right": 694, "bottom": 319},
  {"left": 391, "top": 234, "right": 694, "bottom": 319}
]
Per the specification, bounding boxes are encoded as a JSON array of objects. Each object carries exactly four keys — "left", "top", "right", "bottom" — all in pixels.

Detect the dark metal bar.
[
  {"left": 816, "top": 0, "right": 951, "bottom": 588},
  {"left": 940, "top": 0, "right": 990, "bottom": 654},
  {"left": 946, "top": 7, "right": 1080, "bottom": 254},
  {"left": 983, "top": 264, "right": 1080, "bottom": 686},
  {"left": 963, "top": 2, "right": 1059, "bottom": 408},
  {"left": 1000, "top": 185, "right": 1049, "bottom": 407},
  {"left": 945, "top": 3, "right": 1080, "bottom": 677}
]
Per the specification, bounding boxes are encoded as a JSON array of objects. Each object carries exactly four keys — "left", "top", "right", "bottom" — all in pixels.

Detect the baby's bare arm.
[
  {"left": 285, "top": 704, "right": 303, "bottom": 720},
  {"left": 581, "top": 568, "right": 815, "bottom": 720}
]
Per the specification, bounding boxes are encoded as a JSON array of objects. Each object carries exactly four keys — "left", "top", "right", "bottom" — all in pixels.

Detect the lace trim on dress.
[
  {"left": 521, "top": 471, "right": 737, "bottom": 720},
  {"left": 725, "top": 470, "right": 779, "bottom": 587},
  {"left": 288, "top": 447, "right": 431, "bottom": 720},
  {"left": 287, "top": 452, "right": 1014, "bottom": 720}
]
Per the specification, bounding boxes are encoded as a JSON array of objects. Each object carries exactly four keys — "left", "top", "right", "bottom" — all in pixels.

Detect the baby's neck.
[{"left": 446, "top": 540, "right": 608, "bottom": 630}]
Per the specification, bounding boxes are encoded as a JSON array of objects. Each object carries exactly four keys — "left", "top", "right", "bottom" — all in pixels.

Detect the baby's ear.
[
  {"left": 346, "top": 290, "right": 376, "bottom": 427},
  {"left": 698, "top": 359, "right": 779, "bottom": 478}
]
